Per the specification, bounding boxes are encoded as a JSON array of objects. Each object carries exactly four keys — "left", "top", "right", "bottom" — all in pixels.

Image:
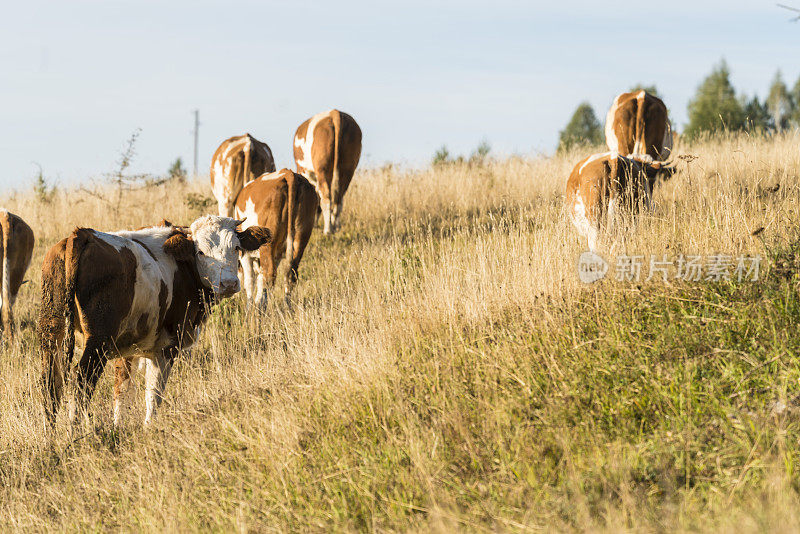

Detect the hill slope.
[{"left": 2, "top": 135, "right": 800, "bottom": 531}]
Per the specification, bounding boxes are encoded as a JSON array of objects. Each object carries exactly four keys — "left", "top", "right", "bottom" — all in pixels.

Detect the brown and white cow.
[
  {"left": 565, "top": 152, "right": 675, "bottom": 251},
  {"left": 293, "top": 109, "right": 362, "bottom": 235},
  {"left": 38, "top": 216, "right": 271, "bottom": 428},
  {"left": 211, "top": 134, "right": 276, "bottom": 218},
  {"left": 0, "top": 210, "right": 34, "bottom": 340},
  {"left": 235, "top": 169, "right": 318, "bottom": 306},
  {"left": 605, "top": 91, "right": 673, "bottom": 162}
]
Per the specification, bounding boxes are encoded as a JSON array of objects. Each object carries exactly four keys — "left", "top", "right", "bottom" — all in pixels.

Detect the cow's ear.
[
  {"left": 159, "top": 219, "right": 174, "bottom": 227},
  {"left": 163, "top": 232, "right": 195, "bottom": 261},
  {"left": 237, "top": 226, "right": 272, "bottom": 251}
]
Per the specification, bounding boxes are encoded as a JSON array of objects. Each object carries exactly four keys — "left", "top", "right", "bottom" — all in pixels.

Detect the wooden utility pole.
[{"left": 192, "top": 110, "right": 200, "bottom": 177}]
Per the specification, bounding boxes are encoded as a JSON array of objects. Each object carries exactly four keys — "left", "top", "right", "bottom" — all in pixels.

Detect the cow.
[
  {"left": 0, "top": 210, "right": 34, "bottom": 341},
  {"left": 235, "top": 169, "right": 318, "bottom": 306},
  {"left": 293, "top": 109, "right": 362, "bottom": 235},
  {"left": 605, "top": 90, "right": 673, "bottom": 162},
  {"left": 565, "top": 152, "right": 675, "bottom": 251},
  {"left": 38, "top": 215, "right": 272, "bottom": 428},
  {"left": 211, "top": 134, "right": 276, "bottom": 218}
]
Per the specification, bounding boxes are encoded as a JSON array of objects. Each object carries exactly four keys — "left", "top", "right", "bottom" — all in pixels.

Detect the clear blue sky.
[{"left": 0, "top": 1, "right": 797, "bottom": 190}]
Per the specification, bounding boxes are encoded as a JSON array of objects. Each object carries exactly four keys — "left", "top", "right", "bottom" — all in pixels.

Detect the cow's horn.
[{"left": 233, "top": 218, "right": 247, "bottom": 228}]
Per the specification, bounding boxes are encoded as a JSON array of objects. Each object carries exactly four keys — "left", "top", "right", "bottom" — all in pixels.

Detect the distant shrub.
[
  {"left": 186, "top": 192, "right": 215, "bottom": 212},
  {"left": 168, "top": 157, "right": 188, "bottom": 183},
  {"left": 432, "top": 141, "right": 491, "bottom": 168},
  {"left": 432, "top": 146, "right": 451, "bottom": 167},
  {"left": 32, "top": 164, "right": 56, "bottom": 203}
]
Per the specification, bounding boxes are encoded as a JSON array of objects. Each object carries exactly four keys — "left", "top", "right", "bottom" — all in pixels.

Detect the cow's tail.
[
  {"left": 0, "top": 211, "right": 10, "bottom": 335},
  {"left": 330, "top": 110, "right": 342, "bottom": 212},
  {"left": 604, "top": 154, "right": 620, "bottom": 225},
  {"left": 242, "top": 134, "right": 253, "bottom": 185},
  {"left": 285, "top": 171, "right": 297, "bottom": 263},
  {"left": 633, "top": 91, "right": 647, "bottom": 157},
  {"left": 40, "top": 229, "right": 88, "bottom": 427},
  {"left": 64, "top": 230, "right": 89, "bottom": 371}
]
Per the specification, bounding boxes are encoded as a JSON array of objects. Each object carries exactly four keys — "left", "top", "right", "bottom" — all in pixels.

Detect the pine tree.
[
  {"left": 766, "top": 70, "right": 793, "bottom": 132},
  {"left": 685, "top": 60, "right": 745, "bottom": 139},
  {"left": 558, "top": 102, "right": 604, "bottom": 152},
  {"left": 791, "top": 75, "right": 800, "bottom": 129},
  {"left": 168, "top": 157, "right": 187, "bottom": 183},
  {"left": 743, "top": 96, "right": 770, "bottom": 134}
]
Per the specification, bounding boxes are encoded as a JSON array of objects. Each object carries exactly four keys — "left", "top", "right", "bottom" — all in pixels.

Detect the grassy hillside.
[{"left": 2, "top": 134, "right": 800, "bottom": 531}]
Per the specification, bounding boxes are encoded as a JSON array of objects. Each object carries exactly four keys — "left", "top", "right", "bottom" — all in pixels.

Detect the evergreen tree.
[
  {"left": 558, "top": 102, "right": 604, "bottom": 151},
  {"left": 685, "top": 60, "right": 745, "bottom": 139},
  {"left": 791, "top": 75, "right": 800, "bottom": 129},
  {"left": 168, "top": 157, "right": 187, "bottom": 182},
  {"left": 743, "top": 96, "right": 771, "bottom": 134},
  {"left": 766, "top": 70, "right": 793, "bottom": 132}
]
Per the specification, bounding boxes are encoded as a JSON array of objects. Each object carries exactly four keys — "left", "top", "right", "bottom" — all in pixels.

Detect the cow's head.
[
  {"left": 642, "top": 160, "right": 677, "bottom": 189},
  {"left": 163, "top": 215, "right": 271, "bottom": 298}
]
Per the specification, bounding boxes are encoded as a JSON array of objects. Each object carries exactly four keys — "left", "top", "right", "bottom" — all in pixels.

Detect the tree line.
[{"left": 558, "top": 60, "right": 800, "bottom": 151}]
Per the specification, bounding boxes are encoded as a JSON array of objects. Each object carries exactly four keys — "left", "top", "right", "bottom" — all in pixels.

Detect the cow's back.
[
  {"left": 293, "top": 109, "right": 362, "bottom": 193},
  {"left": 0, "top": 210, "right": 34, "bottom": 296},
  {"left": 211, "top": 134, "right": 276, "bottom": 217},
  {"left": 605, "top": 91, "right": 669, "bottom": 160},
  {"left": 236, "top": 171, "right": 292, "bottom": 249}
]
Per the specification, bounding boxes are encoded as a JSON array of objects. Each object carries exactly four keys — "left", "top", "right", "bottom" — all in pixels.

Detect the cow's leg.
[
  {"left": 1, "top": 294, "right": 14, "bottom": 343},
  {"left": 69, "top": 336, "right": 111, "bottom": 425},
  {"left": 255, "top": 246, "right": 278, "bottom": 308},
  {"left": 41, "top": 332, "right": 66, "bottom": 428},
  {"left": 144, "top": 350, "right": 176, "bottom": 426},
  {"left": 320, "top": 196, "right": 333, "bottom": 235},
  {"left": 285, "top": 220, "right": 314, "bottom": 304},
  {"left": 218, "top": 199, "right": 235, "bottom": 219},
  {"left": 0, "top": 292, "right": 6, "bottom": 341},
  {"left": 606, "top": 198, "right": 618, "bottom": 238},
  {"left": 239, "top": 252, "right": 257, "bottom": 303},
  {"left": 330, "top": 201, "right": 343, "bottom": 234},
  {"left": 587, "top": 227, "right": 600, "bottom": 253},
  {"left": 113, "top": 357, "right": 141, "bottom": 428}
]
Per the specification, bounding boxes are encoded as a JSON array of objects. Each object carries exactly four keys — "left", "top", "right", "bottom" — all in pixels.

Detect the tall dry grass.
[{"left": 1, "top": 133, "right": 799, "bottom": 531}]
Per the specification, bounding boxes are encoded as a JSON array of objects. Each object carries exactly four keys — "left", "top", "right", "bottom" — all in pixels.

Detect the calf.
[
  {"left": 565, "top": 152, "right": 675, "bottom": 250},
  {"left": 211, "top": 134, "right": 276, "bottom": 217},
  {"left": 0, "top": 210, "right": 34, "bottom": 340},
  {"left": 605, "top": 90, "right": 673, "bottom": 161},
  {"left": 293, "top": 109, "right": 362, "bottom": 235},
  {"left": 39, "top": 216, "right": 271, "bottom": 427},
  {"left": 235, "top": 169, "right": 318, "bottom": 306}
]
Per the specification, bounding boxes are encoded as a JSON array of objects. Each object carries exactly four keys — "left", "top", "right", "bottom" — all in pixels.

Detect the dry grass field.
[{"left": 2, "top": 134, "right": 800, "bottom": 531}]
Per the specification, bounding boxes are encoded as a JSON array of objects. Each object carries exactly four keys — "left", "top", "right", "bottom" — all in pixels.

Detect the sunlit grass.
[{"left": 1, "top": 133, "right": 800, "bottom": 531}]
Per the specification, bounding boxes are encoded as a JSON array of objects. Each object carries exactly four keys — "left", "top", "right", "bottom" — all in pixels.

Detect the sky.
[{"left": 0, "top": 1, "right": 798, "bottom": 191}]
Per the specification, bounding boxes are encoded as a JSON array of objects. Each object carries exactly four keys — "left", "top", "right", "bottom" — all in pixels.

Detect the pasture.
[{"left": 2, "top": 134, "right": 800, "bottom": 531}]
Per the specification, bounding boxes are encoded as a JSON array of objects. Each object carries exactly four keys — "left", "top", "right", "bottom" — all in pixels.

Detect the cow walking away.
[
  {"left": 235, "top": 169, "right": 318, "bottom": 307},
  {"left": 293, "top": 109, "right": 362, "bottom": 235},
  {"left": 0, "top": 210, "right": 34, "bottom": 341},
  {"left": 565, "top": 152, "right": 675, "bottom": 251},
  {"left": 605, "top": 91, "right": 673, "bottom": 161},
  {"left": 38, "top": 216, "right": 271, "bottom": 428},
  {"left": 211, "top": 134, "right": 276, "bottom": 218}
]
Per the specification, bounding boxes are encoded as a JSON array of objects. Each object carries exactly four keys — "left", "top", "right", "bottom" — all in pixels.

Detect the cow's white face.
[{"left": 190, "top": 216, "right": 244, "bottom": 297}]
